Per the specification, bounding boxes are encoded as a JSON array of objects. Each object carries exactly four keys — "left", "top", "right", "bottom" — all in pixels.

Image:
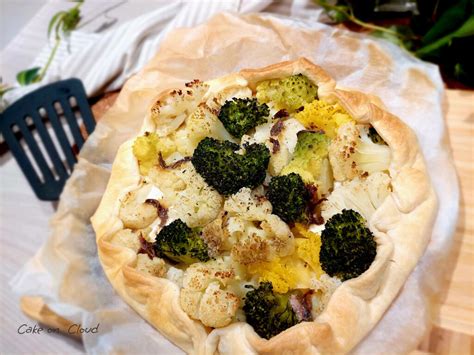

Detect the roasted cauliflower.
[
  {"left": 180, "top": 258, "right": 242, "bottom": 327},
  {"left": 224, "top": 187, "right": 272, "bottom": 221},
  {"left": 224, "top": 188, "right": 295, "bottom": 264},
  {"left": 135, "top": 254, "right": 167, "bottom": 277},
  {"left": 329, "top": 122, "right": 391, "bottom": 181},
  {"left": 151, "top": 81, "right": 209, "bottom": 137},
  {"left": 119, "top": 185, "right": 160, "bottom": 229},
  {"left": 321, "top": 171, "right": 392, "bottom": 221},
  {"left": 149, "top": 162, "right": 224, "bottom": 228}
]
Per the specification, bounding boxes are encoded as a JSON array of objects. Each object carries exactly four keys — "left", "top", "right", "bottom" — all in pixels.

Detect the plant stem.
[
  {"left": 349, "top": 16, "right": 402, "bottom": 37},
  {"left": 317, "top": 1, "right": 410, "bottom": 39},
  {"left": 36, "top": 0, "right": 84, "bottom": 82},
  {"left": 37, "top": 38, "right": 61, "bottom": 82}
]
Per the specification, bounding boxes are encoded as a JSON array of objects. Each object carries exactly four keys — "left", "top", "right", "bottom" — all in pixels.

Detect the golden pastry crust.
[{"left": 91, "top": 58, "right": 437, "bottom": 354}]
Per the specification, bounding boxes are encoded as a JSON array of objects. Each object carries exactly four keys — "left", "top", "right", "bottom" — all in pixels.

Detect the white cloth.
[{"left": 2, "top": 0, "right": 274, "bottom": 109}]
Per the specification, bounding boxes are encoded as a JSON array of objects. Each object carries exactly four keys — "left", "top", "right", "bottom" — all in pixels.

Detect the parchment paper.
[{"left": 11, "top": 12, "right": 459, "bottom": 354}]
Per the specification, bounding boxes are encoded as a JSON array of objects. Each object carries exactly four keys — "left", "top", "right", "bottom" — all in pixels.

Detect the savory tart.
[{"left": 91, "top": 58, "right": 437, "bottom": 354}]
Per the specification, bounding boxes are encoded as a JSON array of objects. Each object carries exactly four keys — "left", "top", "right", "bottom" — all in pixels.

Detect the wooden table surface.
[
  {"left": 415, "top": 89, "right": 474, "bottom": 354},
  {"left": 1, "top": 89, "right": 473, "bottom": 354}
]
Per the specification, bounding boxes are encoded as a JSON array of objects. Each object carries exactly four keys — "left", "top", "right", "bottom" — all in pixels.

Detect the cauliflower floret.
[
  {"left": 173, "top": 103, "right": 235, "bottom": 156},
  {"left": 224, "top": 187, "right": 272, "bottom": 221},
  {"left": 328, "top": 122, "right": 359, "bottom": 181},
  {"left": 180, "top": 258, "right": 241, "bottom": 328},
  {"left": 198, "top": 282, "right": 240, "bottom": 328},
  {"left": 242, "top": 121, "right": 272, "bottom": 146},
  {"left": 135, "top": 254, "right": 166, "bottom": 277},
  {"left": 251, "top": 118, "right": 305, "bottom": 156},
  {"left": 200, "top": 213, "right": 226, "bottom": 256},
  {"left": 230, "top": 215, "right": 295, "bottom": 265},
  {"left": 180, "top": 288, "right": 203, "bottom": 319},
  {"left": 148, "top": 166, "right": 186, "bottom": 200},
  {"left": 329, "top": 122, "right": 391, "bottom": 181},
  {"left": 321, "top": 171, "right": 392, "bottom": 221},
  {"left": 136, "top": 82, "right": 236, "bottom": 173},
  {"left": 119, "top": 202, "right": 158, "bottom": 230},
  {"left": 260, "top": 214, "right": 295, "bottom": 257},
  {"left": 355, "top": 126, "right": 392, "bottom": 173},
  {"left": 225, "top": 216, "right": 252, "bottom": 241},
  {"left": 150, "top": 81, "right": 209, "bottom": 137},
  {"left": 173, "top": 163, "right": 224, "bottom": 227},
  {"left": 262, "top": 215, "right": 291, "bottom": 239},
  {"left": 119, "top": 185, "right": 160, "bottom": 229},
  {"left": 269, "top": 143, "right": 290, "bottom": 176},
  {"left": 231, "top": 233, "right": 271, "bottom": 265},
  {"left": 203, "top": 75, "right": 252, "bottom": 110},
  {"left": 150, "top": 162, "right": 223, "bottom": 228},
  {"left": 110, "top": 229, "right": 141, "bottom": 252},
  {"left": 224, "top": 188, "right": 296, "bottom": 263},
  {"left": 182, "top": 258, "right": 237, "bottom": 291}
]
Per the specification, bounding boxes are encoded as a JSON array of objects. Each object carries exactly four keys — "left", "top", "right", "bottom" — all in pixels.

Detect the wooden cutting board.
[{"left": 21, "top": 89, "right": 474, "bottom": 353}]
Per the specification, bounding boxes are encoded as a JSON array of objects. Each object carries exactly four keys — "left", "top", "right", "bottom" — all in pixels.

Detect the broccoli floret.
[
  {"left": 154, "top": 219, "right": 210, "bottom": 264},
  {"left": 256, "top": 74, "right": 318, "bottom": 113},
  {"left": 192, "top": 137, "right": 270, "bottom": 195},
  {"left": 319, "top": 209, "right": 377, "bottom": 281},
  {"left": 267, "top": 173, "right": 309, "bottom": 224},
  {"left": 243, "top": 282, "right": 299, "bottom": 339},
  {"left": 281, "top": 130, "right": 333, "bottom": 196},
  {"left": 368, "top": 126, "right": 387, "bottom": 145},
  {"left": 218, "top": 98, "right": 270, "bottom": 139}
]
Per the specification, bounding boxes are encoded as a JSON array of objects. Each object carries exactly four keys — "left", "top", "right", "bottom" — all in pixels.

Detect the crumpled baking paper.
[{"left": 11, "top": 12, "right": 459, "bottom": 354}]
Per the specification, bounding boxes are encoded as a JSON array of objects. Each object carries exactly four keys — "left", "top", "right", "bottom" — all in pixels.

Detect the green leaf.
[
  {"left": 47, "top": 11, "right": 66, "bottom": 39},
  {"left": 47, "top": 3, "right": 82, "bottom": 40},
  {"left": 422, "top": 0, "right": 471, "bottom": 45},
  {"left": 453, "top": 15, "right": 474, "bottom": 37},
  {"left": 62, "top": 7, "right": 81, "bottom": 34},
  {"left": 16, "top": 67, "right": 41, "bottom": 86},
  {"left": 417, "top": 15, "right": 474, "bottom": 57}
]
